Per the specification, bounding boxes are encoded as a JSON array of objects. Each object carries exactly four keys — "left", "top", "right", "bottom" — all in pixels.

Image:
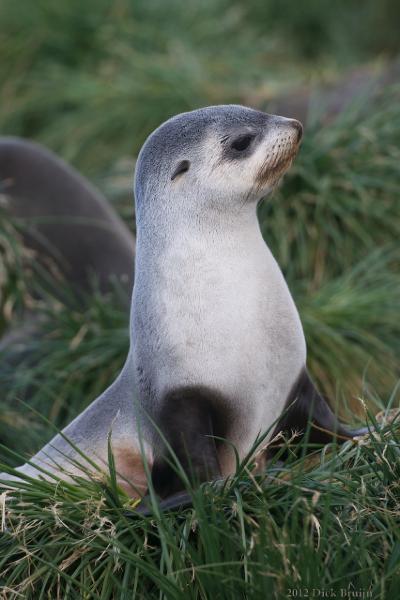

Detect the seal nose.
[{"left": 289, "top": 119, "right": 303, "bottom": 143}]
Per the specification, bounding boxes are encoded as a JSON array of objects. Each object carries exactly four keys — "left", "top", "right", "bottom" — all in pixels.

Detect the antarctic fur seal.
[{"left": 0, "top": 106, "right": 365, "bottom": 502}]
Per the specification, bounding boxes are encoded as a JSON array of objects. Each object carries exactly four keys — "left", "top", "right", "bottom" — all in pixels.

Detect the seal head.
[{"left": 135, "top": 105, "right": 302, "bottom": 218}]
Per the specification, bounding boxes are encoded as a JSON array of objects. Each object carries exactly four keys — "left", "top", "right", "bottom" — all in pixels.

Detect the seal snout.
[{"left": 288, "top": 119, "right": 303, "bottom": 144}]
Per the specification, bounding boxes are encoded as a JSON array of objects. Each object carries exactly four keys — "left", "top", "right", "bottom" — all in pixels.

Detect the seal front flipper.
[
  {"left": 131, "top": 386, "right": 224, "bottom": 515},
  {"left": 149, "top": 387, "right": 223, "bottom": 499},
  {"left": 269, "top": 369, "right": 367, "bottom": 457}
]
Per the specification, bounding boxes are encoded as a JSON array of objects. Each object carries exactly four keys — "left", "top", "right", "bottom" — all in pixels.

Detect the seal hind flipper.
[
  {"left": 269, "top": 369, "right": 363, "bottom": 456},
  {"left": 150, "top": 387, "right": 224, "bottom": 498}
]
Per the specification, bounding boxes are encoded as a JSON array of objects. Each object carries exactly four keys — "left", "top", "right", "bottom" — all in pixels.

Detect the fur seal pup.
[
  {"left": 0, "top": 137, "right": 135, "bottom": 297},
  {"left": 0, "top": 106, "right": 365, "bottom": 501}
]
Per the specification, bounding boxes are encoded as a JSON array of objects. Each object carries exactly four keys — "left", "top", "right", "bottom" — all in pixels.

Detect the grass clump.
[{"left": 1, "top": 416, "right": 399, "bottom": 598}]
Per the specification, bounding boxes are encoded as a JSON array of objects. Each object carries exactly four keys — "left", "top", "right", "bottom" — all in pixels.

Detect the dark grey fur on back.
[{"left": 0, "top": 137, "right": 135, "bottom": 296}]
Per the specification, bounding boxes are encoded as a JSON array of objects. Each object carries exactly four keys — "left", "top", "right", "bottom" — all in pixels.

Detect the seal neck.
[{"left": 135, "top": 188, "right": 262, "bottom": 246}]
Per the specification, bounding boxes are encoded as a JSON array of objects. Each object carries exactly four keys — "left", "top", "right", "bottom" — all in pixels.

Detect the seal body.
[
  {"left": 131, "top": 186, "right": 306, "bottom": 469},
  {"left": 130, "top": 105, "right": 306, "bottom": 484},
  {"left": 1, "top": 106, "right": 364, "bottom": 501}
]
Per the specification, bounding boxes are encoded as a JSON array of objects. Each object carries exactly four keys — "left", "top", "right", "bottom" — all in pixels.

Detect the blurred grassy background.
[
  {"left": 0, "top": 0, "right": 399, "bottom": 463},
  {"left": 1, "top": 0, "right": 400, "bottom": 176}
]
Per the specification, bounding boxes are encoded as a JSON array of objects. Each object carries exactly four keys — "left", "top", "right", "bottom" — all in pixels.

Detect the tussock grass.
[
  {"left": 300, "top": 250, "right": 400, "bottom": 406},
  {"left": 1, "top": 415, "right": 399, "bottom": 598}
]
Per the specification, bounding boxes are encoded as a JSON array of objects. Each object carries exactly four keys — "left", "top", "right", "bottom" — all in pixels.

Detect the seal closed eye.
[{"left": 1, "top": 105, "right": 367, "bottom": 509}]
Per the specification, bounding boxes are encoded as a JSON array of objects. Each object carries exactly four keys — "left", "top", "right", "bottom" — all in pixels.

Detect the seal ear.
[
  {"left": 150, "top": 386, "right": 223, "bottom": 498},
  {"left": 171, "top": 160, "right": 190, "bottom": 181}
]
